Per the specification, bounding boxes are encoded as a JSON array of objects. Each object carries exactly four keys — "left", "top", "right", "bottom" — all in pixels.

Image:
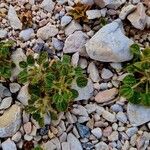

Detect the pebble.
[
  {"left": 87, "top": 62, "right": 100, "bottom": 82},
  {"left": 95, "top": 141, "right": 109, "bottom": 150},
  {"left": 108, "top": 131, "right": 119, "bottom": 141},
  {"left": 71, "top": 52, "right": 79, "bottom": 67},
  {"left": 40, "top": 0, "right": 55, "bottom": 12},
  {"left": 61, "top": 142, "right": 70, "bottom": 150},
  {"left": 101, "top": 68, "right": 113, "bottom": 79},
  {"left": 79, "top": 58, "right": 88, "bottom": 69},
  {"left": 61, "top": 16, "right": 72, "bottom": 27},
  {"left": 12, "top": 131, "right": 22, "bottom": 142},
  {"left": 67, "top": 133, "right": 83, "bottom": 150},
  {"left": 64, "top": 20, "right": 82, "bottom": 36},
  {"left": 63, "top": 31, "right": 88, "bottom": 53},
  {"left": 8, "top": 5, "right": 22, "bottom": 30},
  {"left": 126, "top": 127, "right": 138, "bottom": 137},
  {"left": 0, "top": 104, "right": 22, "bottom": 138},
  {"left": 127, "top": 3, "right": 147, "bottom": 30},
  {"left": 0, "top": 29, "right": 7, "bottom": 38},
  {"left": 86, "top": 10, "right": 101, "bottom": 19},
  {"left": 111, "top": 104, "right": 123, "bottom": 112},
  {"left": 85, "top": 19, "right": 133, "bottom": 62},
  {"left": 95, "top": 88, "right": 118, "bottom": 103},
  {"left": 9, "top": 83, "right": 21, "bottom": 93},
  {"left": 0, "top": 97, "right": 12, "bottom": 110},
  {"left": 37, "top": 23, "right": 58, "bottom": 40},
  {"left": 19, "top": 28, "right": 34, "bottom": 41},
  {"left": 102, "top": 110, "right": 116, "bottom": 123},
  {"left": 0, "top": 84, "right": 11, "bottom": 98},
  {"left": 82, "top": 142, "right": 94, "bottom": 150},
  {"left": 52, "top": 37, "right": 64, "bottom": 51},
  {"left": 23, "top": 122, "right": 32, "bottom": 134},
  {"left": 103, "top": 126, "right": 112, "bottom": 137},
  {"left": 116, "top": 112, "right": 127, "bottom": 123},
  {"left": 2, "top": 139, "right": 17, "bottom": 150},
  {"left": 43, "top": 140, "right": 57, "bottom": 150},
  {"left": 91, "top": 127, "right": 102, "bottom": 139}
]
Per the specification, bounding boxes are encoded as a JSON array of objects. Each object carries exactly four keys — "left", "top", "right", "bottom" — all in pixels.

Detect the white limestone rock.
[{"left": 40, "top": 0, "right": 55, "bottom": 12}]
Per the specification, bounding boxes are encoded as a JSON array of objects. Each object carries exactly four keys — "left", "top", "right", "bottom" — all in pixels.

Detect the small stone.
[
  {"left": 131, "top": 0, "right": 140, "bottom": 4},
  {"left": 40, "top": 0, "right": 55, "bottom": 12},
  {"left": 52, "top": 38, "right": 64, "bottom": 51},
  {"left": 127, "top": 103, "right": 150, "bottom": 126},
  {"left": 95, "top": 142, "right": 109, "bottom": 150},
  {"left": 102, "top": 110, "right": 116, "bottom": 123},
  {"left": 79, "top": 58, "right": 88, "bottom": 69},
  {"left": 24, "top": 134, "right": 33, "bottom": 141},
  {"left": 63, "top": 31, "right": 88, "bottom": 53},
  {"left": 85, "top": 19, "right": 133, "bottom": 62},
  {"left": 95, "top": 88, "right": 118, "bottom": 103},
  {"left": 0, "top": 29, "right": 7, "bottom": 39},
  {"left": 119, "top": 4, "right": 136, "bottom": 20},
  {"left": 103, "top": 126, "right": 112, "bottom": 137},
  {"left": 71, "top": 52, "right": 79, "bottom": 67},
  {"left": 127, "top": 3, "right": 146, "bottom": 30},
  {"left": 126, "top": 127, "right": 138, "bottom": 137},
  {"left": 8, "top": 5, "right": 22, "bottom": 30},
  {"left": 37, "top": 23, "right": 58, "bottom": 40},
  {"left": 76, "top": 123, "right": 90, "bottom": 138},
  {"left": 9, "top": 83, "right": 21, "bottom": 93},
  {"left": 87, "top": 62, "right": 100, "bottom": 82},
  {"left": 43, "top": 141, "right": 57, "bottom": 150},
  {"left": 0, "top": 104, "right": 22, "bottom": 138},
  {"left": 61, "top": 142, "right": 70, "bottom": 150},
  {"left": 101, "top": 68, "right": 113, "bottom": 79},
  {"left": 108, "top": 131, "right": 119, "bottom": 141},
  {"left": 82, "top": 142, "right": 94, "bottom": 150},
  {"left": 146, "top": 16, "right": 150, "bottom": 28},
  {"left": 12, "top": 131, "right": 22, "bottom": 142},
  {"left": 72, "top": 78, "right": 94, "bottom": 101},
  {"left": 116, "top": 112, "right": 127, "bottom": 123},
  {"left": 0, "top": 97, "right": 12, "bottom": 110},
  {"left": 81, "top": 0, "right": 94, "bottom": 5},
  {"left": 19, "top": 28, "right": 34, "bottom": 41},
  {"left": 67, "top": 133, "right": 82, "bottom": 150},
  {"left": 17, "top": 84, "right": 30, "bottom": 106},
  {"left": 61, "top": 16, "right": 72, "bottom": 27},
  {"left": 111, "top": 104, "right": 123, "bottom": 112},
  {"left": 38, "top": 125, "right": 49, "bottom": 136},
  {"left": 0, "top": 84, "right": 11, "bottom": 98},
  {"left": 86, "top": 10, "right": 101, "bottom": 19},
  {"left": 2, "top": 139, "right": 17, "bottom": 150},
  {"left": 24, "top": 122, "right": 32, "bottom": 134},
  {"left": 91, "top": 128, "right": 102, "bottom": 139},
  {"left": 65, "top": 20, "right": 82, "bottom": 36}
]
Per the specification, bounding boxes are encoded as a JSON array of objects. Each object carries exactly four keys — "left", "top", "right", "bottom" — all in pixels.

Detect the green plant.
[
  {"left": 120, "top": 44, "right": 150, "bottom": 106},
  {"left": 32, "top": 145, "right": 43, "bottom": 150},
  {"left": 68, "top": 2, "right": 91, "bottom": 22},
  {"left": 0, "top": 40, "right": 15, "bottom": 80},
  {"left": 18, "top": 52, "right": 87, "bottom": 126}
]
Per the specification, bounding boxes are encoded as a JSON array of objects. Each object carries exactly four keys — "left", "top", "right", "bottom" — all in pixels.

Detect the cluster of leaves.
[
  {"left": 20, "top": 10, "right": 32, "bottom": 28},
  {"left": 32, "top": 145, "right": 43, "bottom": 150},
  {"left": 68, "top": 2, "right": 91, "bottom": 22},
  {"left": 18, "top": 52, "right": 87, "bottom": 126},
  {"left": 0, "top": 40, "right": 15, "bottom": 80},
  {"left": 120, "top": 44, "right": 150, "bottom": 106}
]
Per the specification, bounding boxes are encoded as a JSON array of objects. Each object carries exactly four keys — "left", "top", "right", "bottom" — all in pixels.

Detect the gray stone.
[
  {"left": 37, "top": 23, "right": 58, "bottom": 40},
  {"left": 108, "top": 131, "right": 119, "bottom": 141},
  {"left": 86, "top": 10, "right": 101, "bottom": 19},
  {"left": 40, "top": 0, "right": 55, "bottom": 12},
  {"left": 127, "top": 3, "right": 146, "bottom": 30},
  {"left": 67, "top": 133, "right": 83, "bottom": 150},
  {"left": 0, "top": 29, "right": 7, "bottom": 38},
  {"left": 63, "top": 31, "right": 88, "bottom": 53},
  {"left": 0, "top": 104, "right": 22, "bottom": 138},
  {"left": 43, "top": 141, "right": 57, "bottom": 150},
  {"left": 82, "top": 142, "right": 94, "bottom": 150},
  {"left": 65, "top": 20, "right": 82, "bottom": 36},
  {"left": 2, "top": 139, "right": 17, "bottom": 150},
  {"left": 126, "top": 127, "right": 138, "bottom": 137},
  {"left": 12, "top": 131, "right": 22, "bottom": 142},
  {"left": 52, "top": 37, "right": 64, "bottom": 51},
  {"left": 0, "top": 84, "right": 11, "bottom": 98},
  {"left": 81, "top": 0, "right": 94, "bottom": 5},
  {"left": 102, "top": 110, "right": 116, "bottom": 123},
  {"left": 9, "top": 83, "right": 21, "bottom": 93},
  {"left": 8, "top": 5, "right": 22, "bottom": 30},
  {"left": 17, "top": 84, "right": 30, "bottom": 106},
  {"left": 111, "top": 104, "right": 123, "bottom": 112},
  {"left": 91, "top": 128, "right": 102, "bottom": 139},
  {"left": 127, "top": 103, "right": 150, "bottom": 126},
  {"left": 116, "top": 112, "right": 127, "bottom": 123},
  {"left": 85, "top": 19, "right": 133, "bottom": 62},
  {"left": 76, "top": 123, "right": 90, "bottom": 138},
  {"left": 19, "top": 28, "right": 34, "bottom": 41},
  {"left": 101, "top": 68, "right": 113, "bottom": 79},
  {"left": 146, "top": 16, "right": 150, "bottom": 28},
  {"left": 71, "top": 78, "right": 94, "bottom": 101},
  {"left": 61, "top": 16, "right": 72, "bottom": 27},
  {"left": 62, "top": 142, "right": 70, "bottom": 150},
  {"left": 0, "top": 97, "right": 12, "bottom": 110},
  {"left": 119, "top": 4, "right": 136, "bottom": 20},
  {"left": 95, "top": 141, "right": 109, "bottom": 150}
]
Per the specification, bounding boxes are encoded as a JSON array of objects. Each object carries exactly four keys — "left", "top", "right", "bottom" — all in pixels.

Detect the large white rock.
[
  {"left": 63, "top": 31, "right": 88, "bottom": 53},
  {"left": 67, "top": 133, "right": 83, "bottom": 150},
  {"left": 40, "top": 0, "right": 55, "bottom": 12},
  {"left": 0, "top": 104, "right": 22, "bottom": 138},
  {"left": 2, "top": 139, "right": 17, "bottom": 150},
  {"left": 85, "top": 19, "right": 133, "bottom": 62},
  {"left": 127, "top": 103, "right": 150, "bottom": 126},
  {"left": 37, "top": 23, "right": 58, "bottom": 40},
  {"left": 127, "top": 3, "right": 146, "bottom": 30},
  {"left": 8, "top": 5, "right": 22, "bottom": 30},
  {"left": 71, "top": 78, "right": 94, "bottom": 101}
]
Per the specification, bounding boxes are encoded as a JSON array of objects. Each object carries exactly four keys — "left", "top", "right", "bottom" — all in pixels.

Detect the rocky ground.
[{"left": 0, "top": 0, "right": 150, "bottom": 150}]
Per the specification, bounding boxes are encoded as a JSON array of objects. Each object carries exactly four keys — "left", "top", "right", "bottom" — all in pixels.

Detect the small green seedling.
[
  {"left": 120, "top": 44, "right": 150, "bottom": 106},
  {"left": 18, "top": 52, "right": 87, "bottom": 126}
]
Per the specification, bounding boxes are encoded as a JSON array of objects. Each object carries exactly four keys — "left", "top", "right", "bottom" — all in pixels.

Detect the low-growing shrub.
[{"left": 18, "top": 52, "right": 87, "bottom": 126}]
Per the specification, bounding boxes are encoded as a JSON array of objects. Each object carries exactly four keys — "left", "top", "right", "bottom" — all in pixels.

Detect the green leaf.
[
  {"left": 141, "top": 61, "right": 150, "bottom": 70},
  {"left": 76, "top": 76, "right": 88, "bottom": 88},
  {"left": 128, "top": 92, "right": 141, "bottom": 104},
  {"left": 122, "top": 75, "right": 136, "bottom": 86},
  {"left": 32, "top": 145, "right": 43, "bottom": 150},
  {"left": 142, "top": 48, "right": 150, "bottom": 58},
  {"left": 141, "top": 93, "right": 150, "bottom": 106},
  {"left": 71, "top": 89, "right": 79, "bottom": 99},
  {"left": 32, "top": 112, "right": 44, "bottom": 127},
  {"left": 52, "top": 93, "right": 62, "bottom": 103},
  {"left": 120, "top": 85, "right": 134, "bottom": 99},
  {"left": 62, "top": 55, "right": 71, "bottom": 64},
  {"left": 130, "top": 44, "right": 140, "bottom": 56},
  {"left": 27, "top": 55, "right": 35, "bottom": 66},
  {"left": 56, "top": 101, "right": 68, "bottom": 112},
  {"left": 19, "top": 61, "right": 27, "bottom": 68},
  {"left": 37, "top": 52, "right": 48, "bottom": 64},
  {"left": 18, "top": 69, "right": 28, "bottom": 83},
  {"left": 74, "top": 67, "right": 83, "bottom": 77}
]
